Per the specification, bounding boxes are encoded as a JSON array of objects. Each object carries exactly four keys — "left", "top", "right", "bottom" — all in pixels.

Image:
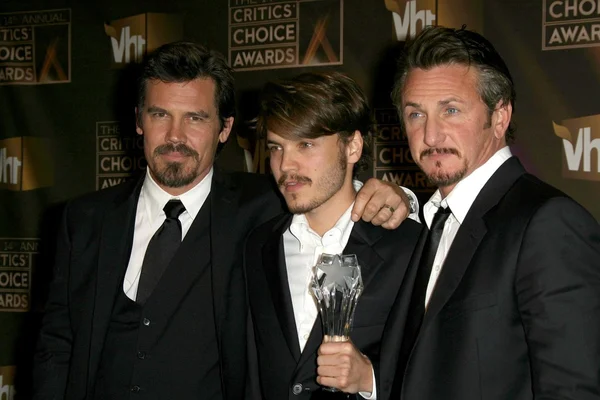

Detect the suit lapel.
[
  {"left": 261, "top": 214, "right": 302, "bottom": 361},
  {"left": 88, "top": 176, "right": 143, "bottom": 382},
  {"left": 296, "top": 220, "right": 385, "bottom": 369},
  {"left": 421, "top": 157, "right": 526, "bottom": 330},
  {"left": 344, "top": 220, "right": 385, "bottom": 290}
]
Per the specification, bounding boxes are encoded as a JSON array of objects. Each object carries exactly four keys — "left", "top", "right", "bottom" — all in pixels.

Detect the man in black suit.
[
  {"left": 31, "top": 43, "right": 413, "bottom": 400},
  {"left": 245, "top": 71, "right": 422, "bottom": 400},
  {"left": 380, "top": 26, "right": 600, "bottom": 400}
]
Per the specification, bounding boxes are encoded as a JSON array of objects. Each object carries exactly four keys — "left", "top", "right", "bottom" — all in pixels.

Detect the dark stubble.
[{"left": 151, "top": 143, "right": 201, "bottom": 188}]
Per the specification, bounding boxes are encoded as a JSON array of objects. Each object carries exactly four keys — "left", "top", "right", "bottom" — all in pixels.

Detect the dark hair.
[
  {"left": 137, "top": 41, "right": 235, "bottom": 130},
  {"left": 256, "top": 71, "right": 373, "bottom": 175},
  {"left": 392, "top": 26, "right": 516, "bottom": 142}
]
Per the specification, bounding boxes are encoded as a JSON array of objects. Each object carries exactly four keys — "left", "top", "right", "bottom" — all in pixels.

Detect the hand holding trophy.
[{"left": 310, "top": 253, "right": 364, "bottom": 392}]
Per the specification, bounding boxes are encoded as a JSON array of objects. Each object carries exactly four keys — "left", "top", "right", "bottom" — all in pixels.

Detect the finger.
[
  {"left": 380, "top": 203, "right": 410, "bottom": 229},
  {"left": 317, "top": 376, "right": 344, "bottom": 390},
  {"left": 317, "top": 354, "right": 339, "bottom": 367},
  {"left": 317, "top": 365, "right": 344, "bottom": 378},
  {"left": 359, "top": 196, "right": 388, "bottom": 223},
  {"left": 318, "top": 342, "right": 345, "bottom": 355},
  {"left": 351, "top": 188, "right": 373, "bottom": 222},
  {"left": 381, "top": 212, "right": 404, "bottom": 229}
]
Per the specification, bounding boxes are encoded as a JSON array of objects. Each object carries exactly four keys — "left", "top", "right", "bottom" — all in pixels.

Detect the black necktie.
[
  {"left": 392, "top": 205, "right": 452, "bottom": 396},
  {"left": 136, "top": 199, "right": 186, "bottom": 305}
]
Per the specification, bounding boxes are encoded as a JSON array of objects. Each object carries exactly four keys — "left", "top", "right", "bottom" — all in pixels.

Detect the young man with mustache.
[{"left": 245, "top": 71, "right": 422, "bottom": 400}]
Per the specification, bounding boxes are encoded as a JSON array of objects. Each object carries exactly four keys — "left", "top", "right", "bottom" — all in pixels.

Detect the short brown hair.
[{"left": 256, "top": 71, "right": 373, "bottom": 175}]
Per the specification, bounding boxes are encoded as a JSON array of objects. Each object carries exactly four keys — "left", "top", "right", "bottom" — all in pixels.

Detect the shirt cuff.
[{"left": 358, "top": 365, "right": 377, "bottom": 399}]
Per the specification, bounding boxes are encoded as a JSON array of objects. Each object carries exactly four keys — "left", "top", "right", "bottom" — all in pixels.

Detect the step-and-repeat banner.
[{"left": 1, "top": 0, "right": 599, "bottom": 395}]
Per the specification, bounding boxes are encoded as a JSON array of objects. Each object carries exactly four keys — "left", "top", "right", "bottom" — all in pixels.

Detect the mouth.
[
  {"left": 278, "top": 175, "right": 311, "bottom": 193},
  {"left": 161, "top": 151, "right": 188, "bottom": 160},
  {"left": 281, "top": 181, "right": 306, "bottom": 193}
]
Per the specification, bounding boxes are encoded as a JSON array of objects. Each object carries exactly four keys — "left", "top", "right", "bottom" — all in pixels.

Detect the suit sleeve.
[
  {"left": 515, "top": 197, "right": 600, "bottom": 399},
  {"left": 32, "top": 204, "right": 73, "bottom": 399}
]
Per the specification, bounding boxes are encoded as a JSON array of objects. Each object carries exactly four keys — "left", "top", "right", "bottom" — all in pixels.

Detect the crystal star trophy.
[{"left": 310, "top": 253, "right": 364, "bottom": 392}]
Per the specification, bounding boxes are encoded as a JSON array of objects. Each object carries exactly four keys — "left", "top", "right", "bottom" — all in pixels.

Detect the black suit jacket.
[
  {"left": 245, "top": 212, "right": 422, "bottom": 400},
  {"left": 380, "top": 157, "right": 600, "bottom": 400},
  {"left": 32, "top": 169, "right": 284, "bottom": 400}
]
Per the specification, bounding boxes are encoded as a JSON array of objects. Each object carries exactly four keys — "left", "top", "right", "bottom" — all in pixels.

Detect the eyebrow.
[
  {"left": 185, "top": 110, "right": 210, "bottom": 119},
  {"left": 403, "top": 97, "right": 466, "bottom": 109},
  {"left": 146, "top": 106, "right": 167, "bottom": 114},
  {"left": 145, "top": 106, "right": 211, "bottom": 119},
  {"left": 438, "top": 97, "right": 465, "bottom": 106},
  {"left": 266, "top": 139, "right": 281, "bottom": 146}
]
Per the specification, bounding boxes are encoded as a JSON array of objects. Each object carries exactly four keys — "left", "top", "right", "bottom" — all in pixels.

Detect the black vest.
[{"left": 94, "top": 199, "right": 222, "bottom": 399}]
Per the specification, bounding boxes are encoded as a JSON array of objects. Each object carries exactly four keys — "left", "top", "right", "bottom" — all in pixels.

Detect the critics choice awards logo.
[
  {"left": 0, "top": 238, "right": 38, "bottom": 312},
  {"left": 229, "top": 0, "right": 343, "bottom": 71},
  {"left": 373, "top": 108, "right": 434, "bottom": 193},
  {"left": 96, "top": 122, "right": 146, "bottom": 190},
  {"left": 0, "top": 8, "right": 71, "bottom": 85},
  {"left": 543, "top": 0, "right": 600, "bottom": 50}
]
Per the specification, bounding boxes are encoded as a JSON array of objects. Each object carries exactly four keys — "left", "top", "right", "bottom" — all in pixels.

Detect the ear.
[
  {"left": 135, "top": 107, "right": 143, "bottom": 136},
  {"left": 346, "top": 130, "right": 363, "bottom": 165},
  {"left": 218, "top": 117, "right": 234, "bottom": 143},
  {"left": 492, "top": 100, "right": 512, "bottom": 140}
]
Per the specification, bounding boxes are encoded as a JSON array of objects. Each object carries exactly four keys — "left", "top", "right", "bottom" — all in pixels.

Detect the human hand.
[
  {"left": 352, "top": 178, "right": 411, "bottom": 229},
  {"left": 316, "top": 340, "right": 373, "bottom": 394}
]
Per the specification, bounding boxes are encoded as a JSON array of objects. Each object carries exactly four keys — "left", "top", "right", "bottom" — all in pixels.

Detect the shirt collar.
[
  {"left": 423, "top": 147, "right": 512, "bottom": 226},
  {"left": 289, "top": 202, "right": 355, "bottom": 243},
  {"left": 141, "top": 167, "right": 213, "bottom": 220}
]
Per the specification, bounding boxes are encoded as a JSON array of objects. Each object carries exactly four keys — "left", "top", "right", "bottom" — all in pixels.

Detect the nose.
[
  {"left": 165, "top": 119, "right": 185, "bottom": 144},
  {"left": 423, "top": 117, "right": 445, "bottom": 147},
  {"left": 279, "top": 148, "right": 299, "bottom": 174}
]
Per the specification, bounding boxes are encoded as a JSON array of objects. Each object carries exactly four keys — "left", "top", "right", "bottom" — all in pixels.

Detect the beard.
[
  {"left": 279, "top": 150, "right": 348, "bottom": 214},
  {"left": 149, "top": 143, "right": 201, "bottom": 188},
  {"left": 418, "top": 147, "right": 467, "bottom": 187}
]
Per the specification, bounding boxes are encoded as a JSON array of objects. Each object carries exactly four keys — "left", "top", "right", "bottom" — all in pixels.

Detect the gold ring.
[{"left": 383, "top": 204, "right": 395, "bottom": 213}]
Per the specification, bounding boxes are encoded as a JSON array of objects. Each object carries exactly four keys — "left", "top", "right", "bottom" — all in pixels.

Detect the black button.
[
  {"left": 131, "top": 385, "right": 140, "bottom": 393},
  {"left": 142, "top": 318, "right": 150, "bottom": 326},
  {"left": 137, "top": 351, "right": 146, "bottom": 359},
  {"left": 292, "top": 383, "right": 303, "bottom": 395}
]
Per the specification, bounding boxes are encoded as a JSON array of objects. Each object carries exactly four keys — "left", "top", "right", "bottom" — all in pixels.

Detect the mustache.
[
  {"left": 154, "top": 143, "right": 198, "bottom": 157},
  {"left": 420, "top": 147, "right": 460, "bottom": 160},
  {"left": 277, "top": 174, "right": 312, "bottom": 187}
]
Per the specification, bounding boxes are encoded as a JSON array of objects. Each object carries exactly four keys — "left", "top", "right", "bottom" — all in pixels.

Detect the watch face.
[{"left": 409, "top": 197, "right": 417, "bottom": 214}]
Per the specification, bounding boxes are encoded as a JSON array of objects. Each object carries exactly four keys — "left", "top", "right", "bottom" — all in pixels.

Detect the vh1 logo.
[
  {"left": 553, "top": 115, "right": 600, "bottom": 181},
  {"left": 104, "top": 13, "right": 183, "bottom": 67},
  {"left": 384, "top": 0, "right": 484, "bottom": 42},
  {"left": 0, "top": 137, "right": 54, "bottom": 191},
  {"left": 385, "top": 0, "right": 436, "bottom": 41},
  {"left": 0, "top": 366, "right": 16, "bottom": 400}
]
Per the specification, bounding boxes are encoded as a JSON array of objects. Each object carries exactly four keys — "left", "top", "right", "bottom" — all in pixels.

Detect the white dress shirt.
[
  {"left": 423, "top": 147, "right": 512, "bottom": 307},
  {"left": 283, "top": 202, "right": 377, "bottom": 399},
  {"left": 284, "top": 205, "right": 355, "bottom": 351},
  {"left": 123, "top": 168, "right": 213, "bottom": 301}
]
